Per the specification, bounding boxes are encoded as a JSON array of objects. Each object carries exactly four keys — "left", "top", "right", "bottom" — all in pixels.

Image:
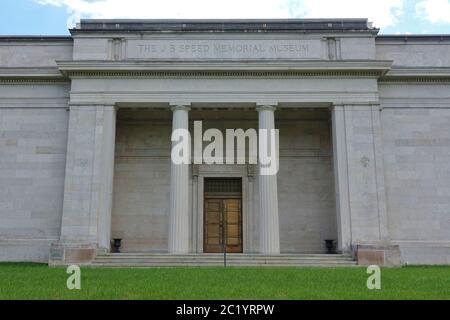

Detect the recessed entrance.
[{"left": 204, "top": 178, "right": 243, "bottom": 253}]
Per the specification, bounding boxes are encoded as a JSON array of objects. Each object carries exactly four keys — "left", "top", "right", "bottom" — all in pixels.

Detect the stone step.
[
  {"left": 92, "top": 259, "right": 357, "bottom": 264},
  {"left": 93, "top": 258, "right": 355, "bottom": 264},
  {"left": 90, "top": 262, "right": 357, "bottom": 267},
  {"left": 91, "top": 253, "right": 357, "bottom": 267},
  {"left": 95, "top": 254, "right": 353, "bottom": 260},
  {"left": 98, "top": 253, "right": 347, "bottom": 257},
  {"left": 93, "top": 260, "right": 355, "bottom": 265}
]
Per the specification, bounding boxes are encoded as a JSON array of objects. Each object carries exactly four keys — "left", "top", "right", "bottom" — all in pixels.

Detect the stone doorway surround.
[{"left": 192, "top": 164, "right": 256, "bottom": 254}]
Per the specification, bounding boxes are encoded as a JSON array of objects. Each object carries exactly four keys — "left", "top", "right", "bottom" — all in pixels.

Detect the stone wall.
[
  {"left": 376, "top": 39, "right": 450, "bottom": 67},
  {"left": 112, "top": 119, "right": 172, "bottom": 252},
  {"left": 278, "top": 120, "right": 336, "bottom": 253},
  {"left": 0, "top": 85, "right": 69, "bottom": 262},
  {"left": 380, "top": 83, "right": 450, "bottom": 264},
  {"left": 0, "top": 39, "right": 72, "bottom": 67}
]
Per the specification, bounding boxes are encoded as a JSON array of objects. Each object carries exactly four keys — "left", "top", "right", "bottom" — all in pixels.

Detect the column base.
[
  {"left": 356, "top": 243, "right": 402, "bottom": 267},
  {"left": 49, "top": 242, "right": 100, "bottom": 266}
]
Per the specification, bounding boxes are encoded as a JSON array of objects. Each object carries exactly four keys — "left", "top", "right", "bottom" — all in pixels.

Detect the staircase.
[{"left": 91, "top": 253, "right": 357, "bottom": 267}]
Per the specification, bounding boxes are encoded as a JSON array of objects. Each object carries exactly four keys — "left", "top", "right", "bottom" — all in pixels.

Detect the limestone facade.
[{"left": 0, "top": 20, "right": 449, "bottom": 265}]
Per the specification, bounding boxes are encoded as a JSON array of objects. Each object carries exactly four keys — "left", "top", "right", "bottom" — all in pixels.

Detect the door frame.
[{"left": 192, "top": 164, "right": 256, "bottom": 254}]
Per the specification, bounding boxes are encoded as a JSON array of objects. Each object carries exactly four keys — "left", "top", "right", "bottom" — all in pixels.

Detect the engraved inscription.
[{"left": 127, "top": 40, "right": 321, "bottom": 60}]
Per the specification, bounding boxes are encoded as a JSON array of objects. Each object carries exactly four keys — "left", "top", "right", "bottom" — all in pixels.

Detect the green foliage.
[{"left": 0, "top": 264, "right": 449, "bottom": 300}]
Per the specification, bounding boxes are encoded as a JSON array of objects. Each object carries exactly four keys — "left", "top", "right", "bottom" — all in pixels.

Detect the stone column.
[
  {"left": 331, "top": 105, "right": 352, "bottom": 253},
  {"left": 257, "top": 105, "right": 280, "bottom": 255},
  {"left": 168, "top": 105, "right": 190, "bottom": 254},
  {"left": 97, "top": 106, "right": 117, "bottom": 250}
]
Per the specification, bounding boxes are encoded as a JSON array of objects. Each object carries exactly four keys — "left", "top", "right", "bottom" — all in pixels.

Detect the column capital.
[
  {"left": 169, "top": 102, "right": 191, "bottom": 112},
  {"left": 256, "top": 105, "right": 277, "bottom": 112}
]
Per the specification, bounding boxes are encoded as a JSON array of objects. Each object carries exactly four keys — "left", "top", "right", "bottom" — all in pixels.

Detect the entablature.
[{"left": 57, "top": 60, "right": 392, "bottom": 79}]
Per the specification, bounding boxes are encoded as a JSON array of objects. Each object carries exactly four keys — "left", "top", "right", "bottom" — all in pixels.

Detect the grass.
[{"left": 0, "top": 263, "right": 449, "bottom": 300}]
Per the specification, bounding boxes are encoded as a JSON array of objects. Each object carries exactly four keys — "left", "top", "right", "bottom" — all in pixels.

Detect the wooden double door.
[{"left": 204, "top": 198, "right": 243, "bottom": 253}]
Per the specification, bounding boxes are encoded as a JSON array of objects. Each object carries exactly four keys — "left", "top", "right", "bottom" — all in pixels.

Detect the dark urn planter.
[
  {"left": 324, "top": 240, "right": 336, "bottom": 254},
  {"left": 112, "top": 238, "right": 122, "bottom": 253}
]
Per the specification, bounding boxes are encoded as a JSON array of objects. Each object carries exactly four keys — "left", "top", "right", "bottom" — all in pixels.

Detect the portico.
[
  {"left": 167, "top": 103, "right": 281, "bottom": 255},
  {"left": 52, "top": 96, "right": 389, "bottom": 263}
]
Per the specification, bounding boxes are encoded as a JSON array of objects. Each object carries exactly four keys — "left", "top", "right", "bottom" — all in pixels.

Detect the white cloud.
[
  {"left": 416, "top": 0, "right": 450, "bottom": 24},
  {"left": 35, "top": 0, "right": 290, "bottom": 28},
  {"left": 35, "top": 0, "right": 405, "bottom": 29}
]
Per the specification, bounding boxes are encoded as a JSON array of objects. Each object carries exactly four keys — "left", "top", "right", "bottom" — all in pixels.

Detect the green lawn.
[{"left": 0, "top": 263, "right": 449, "bottom": 300}]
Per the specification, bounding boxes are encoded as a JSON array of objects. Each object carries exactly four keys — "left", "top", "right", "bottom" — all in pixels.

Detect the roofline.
[
  {"left": 377, "top": 34, "right": 450, "bottom": 41},
  {"left": 1, "top": 29, "right": 449, "bottom": 41},
  {"left": 0, "top": 36, "right": 73, "bottom": 42},
  {"left": 71, "top": 18, "right": 379, "bottom": 34},
  {"left": 79, "top": 18, "right": 371, "bottom": 23},
  {"left": 2, "top": 34, "right": 449, "bottom": 40}
]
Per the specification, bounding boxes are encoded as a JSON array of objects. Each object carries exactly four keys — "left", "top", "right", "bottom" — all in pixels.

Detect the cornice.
[
  {"left": 0, "top": 67, "right": 69, "bottom": 84},
  {"left": 0, "top": 36, "right": 72, "bottom": 42},
  {"left": 68, "top": 92, "right": 380, "bottom": 106},
  {"left": 62, "top": 70, "right": 386, "bottom": 78},
  {"left": 57, "top": 60, "right": 392, "bottom": 78},
  {"left": 379, "top": 67, "right": 450, "bottom": 83},
  {"left": 4, "top": 63, "right": 449, "bottom": 84},
  {"left": 379, "top": 78, "right": 450, "bottom": 84}
]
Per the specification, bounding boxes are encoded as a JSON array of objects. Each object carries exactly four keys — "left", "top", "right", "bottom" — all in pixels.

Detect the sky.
[{"left": 0, "top": 0, "right": 449, "bottom": 35}]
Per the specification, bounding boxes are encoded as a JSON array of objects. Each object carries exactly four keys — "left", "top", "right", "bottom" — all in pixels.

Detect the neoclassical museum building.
[{"left": 0, "top": 19, "right": 449, "bottom": 266}]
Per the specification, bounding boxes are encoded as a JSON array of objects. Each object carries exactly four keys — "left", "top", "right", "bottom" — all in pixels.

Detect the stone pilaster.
[
  {"left": 257, "top": 105, "right": 280, "bottom": 255},
  {"left": 192, "top": 165, "right": 199, "bottom": 252},
  {"left": 168, "top": 105, "right": 191, "bottom": 254},
  {"left": 332, "top": 104, "right": 399, "bottom": 265},
  {"left": 50, "top": 104, "right": 117, "bottom": 265},
  {"left": 245, "top": 165, "right": 256, "bottom": 253}
]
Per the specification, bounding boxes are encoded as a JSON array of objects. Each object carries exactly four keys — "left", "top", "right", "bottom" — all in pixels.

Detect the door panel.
[
  {"left": 224, "top": 199, "right": 242, "bottom": 253},
  {"left": 204, "top": 199, "right": 222, "bottom": 253},
  {"left": 226, "top": 211, "right": 239, "bottom": 223},
  {"left": 204, "top": 198, "right": 242, "bottom": 253},
  {"left": 227, "top": 226, "right": 239, "bottom": 237}
]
